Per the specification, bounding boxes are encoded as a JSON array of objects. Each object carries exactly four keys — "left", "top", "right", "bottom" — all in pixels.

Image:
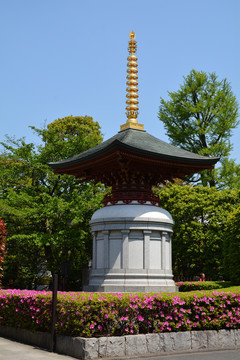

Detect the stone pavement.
[
  {"left": 0, "top": 337, "right": 73, "bottom": 360},
  {"left": 0, "top": 337, "right": 240, "bottom": 360},
  {"left": 125, "top": 349, "right": 240, "bottom": 359}
]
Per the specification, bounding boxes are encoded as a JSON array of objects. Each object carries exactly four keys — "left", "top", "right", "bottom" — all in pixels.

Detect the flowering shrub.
[
  {"left": 0, "top": 288, "right": 240, "bottom": 337},
  {"left": 176, "top": 281, "right": 232, "bottom": 292},
  {"left": 0, "top": 220, "right": 7, "bottom": 288}
]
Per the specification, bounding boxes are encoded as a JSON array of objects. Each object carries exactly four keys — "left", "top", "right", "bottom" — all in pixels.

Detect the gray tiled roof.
[{"left": 49, "top": 128, "right": 219, "bottom": 169}]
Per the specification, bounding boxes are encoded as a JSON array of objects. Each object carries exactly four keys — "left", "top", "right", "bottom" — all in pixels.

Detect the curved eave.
[
  {"left": 50, "top": 147, "right": 219, "bottom": 183},
  {"left": 49, "top": 138, "right": 219, "bottom": 173}
]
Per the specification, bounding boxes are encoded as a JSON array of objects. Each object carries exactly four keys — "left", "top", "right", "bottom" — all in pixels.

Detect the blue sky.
[{"left": 1, "top": 0, "right": 239, "bottom": 162}]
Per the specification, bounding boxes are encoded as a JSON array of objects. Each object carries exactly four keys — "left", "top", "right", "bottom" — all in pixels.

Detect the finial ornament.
[
  {"left": 120, "top": 31, "right": 144, "bottom": 131},
  {"left": 129, "top": 30, "right": 136, "bottom": 40}
]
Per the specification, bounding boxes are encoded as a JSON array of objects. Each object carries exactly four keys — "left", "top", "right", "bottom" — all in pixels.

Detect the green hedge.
[
  {"left": 1, "top": 288, "right": 240, "bottom": 337},
  {"left": 176, "top": 281, "right": 232, "bottom": 292}
]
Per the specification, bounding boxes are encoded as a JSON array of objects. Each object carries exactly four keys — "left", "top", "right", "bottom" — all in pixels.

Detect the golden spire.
[{"left": 120, "top": 31, "right": 144, "bottom": 131}]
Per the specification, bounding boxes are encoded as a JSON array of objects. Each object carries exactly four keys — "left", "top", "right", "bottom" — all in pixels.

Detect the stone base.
[
  {"left": 84, "top": 284, "right": 178, "bottom": 293},
  {"left": 85, "top": 268, "right": 177, "bottom": 293},
  {"left": 87, "top": 204, "right": 176, "bottom": 293}
]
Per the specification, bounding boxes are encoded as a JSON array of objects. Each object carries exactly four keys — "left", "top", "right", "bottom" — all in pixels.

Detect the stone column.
[
  {"left": 164, "top": 232, "right": 170, "bottom": 270},
  {"left": 169, "top": 233, "right": 172, "bottom": 270},
  {"left": 121, "top": 230, "right": 130, "bottom": 269},
  {"left": 103, "top": 230, "right": 109, "bottom": 269},
  {"left": 143, "top": 230, "right": 151, "bottom": 269},
  {"left": 161, "top": 231, "right": 167, "bottom": 270},
  {"left": 92, "top": 231, "right": 97, "bottom": 269}
]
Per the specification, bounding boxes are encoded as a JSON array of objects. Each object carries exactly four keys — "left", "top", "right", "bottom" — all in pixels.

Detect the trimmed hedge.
[
  {"left": 176, "top": 281, "right": 232, "bottom": 292},
  {"left": 1, "top": 289, "right": 240, "bottom": 338}
]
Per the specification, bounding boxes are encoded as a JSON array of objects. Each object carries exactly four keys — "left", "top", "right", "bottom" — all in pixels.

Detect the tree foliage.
[
  {"left": 158, "top": 70, "right": 239, "bottom": 187},
  {"left": 31, "top": 115, "right": 103, "bottom": 163},
  {"left": 157, "top": 184, "right": 240, "bottom": 280},
  {"left": 218, "top": 158, "right": 240, "bottom": 190},
  {"left": 0, "top": 116, "right": 106, "bottom": 289},
  {"left": 224, "top": 206, "right": 240, "bottom": 284},
  {"left": 0, "top": 219, "right": 7, "bottom": 287}
]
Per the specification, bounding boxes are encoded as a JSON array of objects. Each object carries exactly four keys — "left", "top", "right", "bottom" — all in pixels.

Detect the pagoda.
[{"left": 49, "top": 32, "right": 219, "bottom": 292}]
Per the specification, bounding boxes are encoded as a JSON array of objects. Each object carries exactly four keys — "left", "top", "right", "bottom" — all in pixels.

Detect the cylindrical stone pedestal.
[{"left": 84, "top": 204, "right": 177, "bottom": 292}]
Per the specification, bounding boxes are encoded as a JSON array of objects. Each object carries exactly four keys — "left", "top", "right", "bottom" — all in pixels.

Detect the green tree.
[
  {"left": 218, "top": 158, "right": 240, "bottom": 190},
  {"left": 223, "top": 206, "right": 240, "bottom": 284},
  {"left": 0, "top": 116, "right": 106, "bottom": 290},
  {"left": 0, "top": 218, "right": 7, "bottom": 288},
  {"left": 158, "top": 70, "right": 239, "bottom": 187},
  {"left": 157, "top": 184, "right": 240, "bottom": 280},
  {"left": 31, "top": 115, "right": 103, "bottom": 163}
]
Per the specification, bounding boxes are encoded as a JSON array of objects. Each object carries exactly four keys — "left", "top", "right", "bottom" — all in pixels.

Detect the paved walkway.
[
  {"left": 0, "top": 337, "right": 73, "bottom": 360},
  {"left": 0, "top": 337, "right": 239, "bottom": 360},
  {"left": 127, "top": 349, "right": 240, "bottom": 359}
]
